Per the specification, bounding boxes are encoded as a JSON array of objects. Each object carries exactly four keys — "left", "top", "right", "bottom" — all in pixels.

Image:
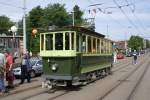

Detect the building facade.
[{"left": 0, "top": 35, "right": 23, "bottom": 55}]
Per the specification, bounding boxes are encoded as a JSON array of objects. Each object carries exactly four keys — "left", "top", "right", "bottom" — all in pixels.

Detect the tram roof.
[
  {"left": 42, "top": 26, "right": 105, "bottom": 38},
  {"left": 65, "top": 26, "right": 105, "bottom": 38}
]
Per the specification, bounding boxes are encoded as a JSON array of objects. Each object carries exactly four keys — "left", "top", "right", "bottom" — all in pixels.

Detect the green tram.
[{"left": 40, "top": 27, "right": 113, "bottom": 88}]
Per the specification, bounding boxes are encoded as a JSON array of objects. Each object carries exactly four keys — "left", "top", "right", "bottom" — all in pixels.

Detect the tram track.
[
  {"left": 46, "top": 55, "right": 148, "bottom": 100},
  {"left": 21, "top": 56, "right": 148, "bottom": 100},
  {"left": 0, "top": 84, "right": 41, "bottom": 99},
  {"left": 113, "top": 57, "right": 132, "bottom": 68},
  {"left": 127, "top": 61, "right": 150, "bottom": 100},
  {"left": 112, "top": 62, "right": 131, "bottom": 72},
  {"left": 98, "top": 54, "right": 149, "bottom": 100},
  {"left": 112, "top": 55, "right": 145, "bottom": 72},
  {"left": 20, "top": 86, "right": 80, "bottom": 100},
  {"left": 0, "top": 55, "right": 147, "bottom": 100},
  {"left": 0, "top": 57, "right": 130, "bottom": 99}
]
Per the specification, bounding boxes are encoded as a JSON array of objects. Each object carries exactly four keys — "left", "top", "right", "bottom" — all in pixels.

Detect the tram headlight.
[{"left": 51, "top": 63, "right": 58, "bottom": 71}]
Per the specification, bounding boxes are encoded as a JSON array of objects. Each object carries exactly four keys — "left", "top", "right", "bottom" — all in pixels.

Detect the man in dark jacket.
[{"left": 20, "top": 51, "right": 31, "bottom": 84}]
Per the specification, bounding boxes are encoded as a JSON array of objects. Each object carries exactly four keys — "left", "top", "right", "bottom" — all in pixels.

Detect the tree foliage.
[
  {"left": 128, "top": 35, "right": 144, "bottom": 51},
  {"left": 29, "top": 6, "right": 44, "bottom": 28},
  {"left": 0, "top": 16, "right": 13, "bottom": 34},
  {"left": 39, "top": 3, "right": 71, "bottom": 29},
  {"left": 73, "top": 5, "right": 84, "bottom": 26},
  {"left": 17, "top": 3, "right": 84, "bottom": 53},
  {"left": 146, "top": 39, "right": 150, "bottom": 48}
]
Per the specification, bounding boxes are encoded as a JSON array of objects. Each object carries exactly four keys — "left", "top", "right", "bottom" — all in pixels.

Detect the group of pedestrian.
[
  {"left": 0, "top": 49, "right": 32, "bottom": 95},
  {"left": 0, "top": 50, "right": 14, "bottom": 94}
]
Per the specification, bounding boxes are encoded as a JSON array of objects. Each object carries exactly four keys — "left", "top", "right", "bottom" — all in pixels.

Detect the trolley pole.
[
  {"left": 72, "top": 10, "right": 75, "bottom": 26},
  {"left": 23, "top": 0, "right": 26, "bottom": 51},
  {"left": 106, "top": 24, "right": 109, "bottom": 38}
]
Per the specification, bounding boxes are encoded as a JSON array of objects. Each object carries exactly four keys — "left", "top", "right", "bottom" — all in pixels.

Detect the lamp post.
[
  {"left": 10, "top": 26, "right": 17, "bottom": 53},
  {"left": 23, "top": 0, "right": 27, "bottom": 51},
  {"left": 71, "top": 10, "right": 75, "bottom": 26}
]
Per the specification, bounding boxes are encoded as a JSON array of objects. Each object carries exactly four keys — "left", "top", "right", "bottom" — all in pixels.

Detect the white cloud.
[{"left": 0, "top": 0, "right": 149, "bottom": 40}]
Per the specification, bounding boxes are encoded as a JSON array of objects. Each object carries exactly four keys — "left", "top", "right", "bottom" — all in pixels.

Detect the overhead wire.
[
  {"left": 113, "top": 0, "right": 142, "bottom": 35},
  {"left": 87, "top": 0, "right": 128, "bottom": 30},
  {"left": 0, "top": 2, "right": 23, "bottom": 9},
  {"left": 125, "top": 0, "right": 147, "bottom": 37}
]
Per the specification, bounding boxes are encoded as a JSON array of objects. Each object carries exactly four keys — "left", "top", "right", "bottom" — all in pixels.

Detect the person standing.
[
  {"left": 5, "top": 50, "right": 15, "bottom": 89},
  {"left": 20, "top": 50, "right": 31, "bottom": 84},
  {"left": 133, "top": 50, "right": 138, "bottom": 64},
  {"left": 113, "top": 50, "right": 117, "bottom": 63},
  {"left": 13, "top": 49, "right": 19, "bottom": 63},
  {"left": 0, "top": 52, "right": 7, "bottom": 94}
]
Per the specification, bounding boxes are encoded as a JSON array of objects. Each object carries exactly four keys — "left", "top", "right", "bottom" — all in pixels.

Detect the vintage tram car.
[{"left": 40, "top": 26, "right": 113, "bottom": 88}]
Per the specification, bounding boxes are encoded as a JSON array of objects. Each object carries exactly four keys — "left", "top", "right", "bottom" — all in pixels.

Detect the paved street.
[{"left": 0, "top": 53, "right": 149, "bottom": 100}]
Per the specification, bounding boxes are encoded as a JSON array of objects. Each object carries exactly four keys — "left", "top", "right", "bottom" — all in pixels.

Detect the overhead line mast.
[{"left": 23, "top": 0, "right": 26, "bottom": 51}]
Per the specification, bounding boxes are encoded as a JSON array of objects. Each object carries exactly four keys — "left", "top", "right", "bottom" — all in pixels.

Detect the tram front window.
[
  {"left": 41, "top": 35, "right": 44, "bottom": 50},
  {"left": 65, "top": 32, "right": 69, "bottom": 50},
  {"left": 55, "top": 33, "right": 63, "bottom": 50},
  {"left": 46, "top": 34, "right": 53, "bottom": 50}
]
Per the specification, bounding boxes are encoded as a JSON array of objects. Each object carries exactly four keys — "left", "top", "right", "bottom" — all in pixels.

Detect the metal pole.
[
  {"left": 107, "top": 24, "right": 109, "bottom": 38},
  {"left": 23, "top": 0, "right": 26, "bottom": 51},
  {"left": 72, "top": 10, "right": 74, "bottom": 26}
]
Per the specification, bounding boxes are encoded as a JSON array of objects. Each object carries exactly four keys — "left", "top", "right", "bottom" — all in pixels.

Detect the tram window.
[
  {"left": 82, "top": 35, "right": 86, "bottom": 52},
  {"left": 65, "top": 32, "right": 69, "bottom": 50},
  {"left": 93, "top": 38, "right": 96, "bottom": 53},
  {"left": 55, "top": 33, "right": 63, "bottom": 50},
  {"left": 88, "top": 37, "right": 92, "bottom": 53},
  {"left": 76, "top": 34, "right": 79, "bottom": 52},
  {"left": 71, "top": 32, "right": 74, "bottom": 50},
  {"left": 101, "top": 40, "right": 104, "bottom": 53},
  {"left": 46, "top": 34, "right": 53, "bottom": 50},
  {"left": 97, "top": 39, "right": 100, "bottom": 53},
  {"left": 41, "top": 35, "right": 44, "bottom": 50}
]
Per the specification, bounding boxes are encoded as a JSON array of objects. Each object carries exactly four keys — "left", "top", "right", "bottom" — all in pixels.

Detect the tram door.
[{"left": 76, "top": 33, "right": 82, "bottom": 71}]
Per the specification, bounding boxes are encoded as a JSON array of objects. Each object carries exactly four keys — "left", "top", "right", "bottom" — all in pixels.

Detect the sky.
[{"left": 0, "top": 0, "right": 150, "bottom": 41}]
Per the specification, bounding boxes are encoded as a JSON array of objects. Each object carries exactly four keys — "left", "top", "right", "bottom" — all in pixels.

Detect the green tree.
[
  {"left": 0, "top": 16, "right": 13, "bottom": 35},
  {"left": 39, "top": 3, "right": 70, "bottom": 29},
  {"left": 73, "top": 5, "right": 84, "bottom": 26},
  {"left": 29, "top": 6, "right": 44, "bottom": 28},
  {"left": 146, "top": 39, "right": 150, "bottom": 48},
  {"left": 128, "top": 35, "right": 144, "bottom": 51}
]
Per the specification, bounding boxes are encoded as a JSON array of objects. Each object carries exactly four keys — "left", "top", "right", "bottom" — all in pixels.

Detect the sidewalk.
[{"left": 0, "top": 77, "right": 43, "bottom": 97}]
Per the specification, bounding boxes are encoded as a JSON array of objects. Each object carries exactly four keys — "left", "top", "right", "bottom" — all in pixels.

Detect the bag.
[
  {"left": 0, "top": 65, "right": 4, "bottom": 75},
  {"left": 26, "top": 59, "right": 32, "bottom": 72},
  {"left": 6, "top": 71, "right": 15, "bottom": 81}
]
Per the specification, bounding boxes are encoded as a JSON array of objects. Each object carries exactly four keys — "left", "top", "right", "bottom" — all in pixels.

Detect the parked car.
[
  {"left": 126, "top": 52, "right": 132, "bottom": 57},
  {"left": 140, "top": 50, "right": 145, "bottom": 54},
  {"left": 117, "top": 53, "right": 124, "bottom": 59},
  {"left": 13, "top": 58, "right": 43, "bottom": 78}
]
